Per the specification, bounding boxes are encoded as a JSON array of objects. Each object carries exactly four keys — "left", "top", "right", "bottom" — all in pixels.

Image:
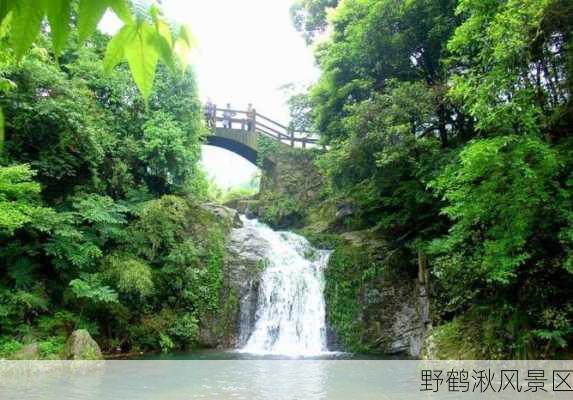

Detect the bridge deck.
[{"left": 204, "top": 107, "right": 324, "bottom": 164}]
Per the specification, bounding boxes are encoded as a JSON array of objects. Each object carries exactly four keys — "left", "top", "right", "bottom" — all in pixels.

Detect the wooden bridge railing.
[{"left": 208, "top": 107, "right": 321, "bottom": 149}]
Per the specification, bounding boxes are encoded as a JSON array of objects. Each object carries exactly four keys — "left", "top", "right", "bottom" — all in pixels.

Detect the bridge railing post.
[
  {"left": 213, "top": 104, "right": 217, "bottom": 129},
  {"left": 289, "top": 127, "right": 294, "bottom": 147},
  {"left": 252, "top": 111, "right": 257, "bottom": 133}
]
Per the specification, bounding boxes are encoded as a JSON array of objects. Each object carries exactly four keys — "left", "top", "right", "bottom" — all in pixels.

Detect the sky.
[{"left": 128, "top": 0, "right": 320, "bottom": 189}]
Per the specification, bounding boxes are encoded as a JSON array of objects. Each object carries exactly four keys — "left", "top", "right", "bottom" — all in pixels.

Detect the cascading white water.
[{"left": 238, "top": 216, "right": 331, "bottom": 356}]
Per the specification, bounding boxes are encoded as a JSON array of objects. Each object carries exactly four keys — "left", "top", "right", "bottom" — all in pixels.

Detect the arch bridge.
[{"left": 204, "top": 107, "right": 321, "bottom": 165}]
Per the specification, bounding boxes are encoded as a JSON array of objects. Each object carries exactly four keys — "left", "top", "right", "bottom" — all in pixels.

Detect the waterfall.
[{"left": 237, "top": 216, "right": 331, "bottom": 356}]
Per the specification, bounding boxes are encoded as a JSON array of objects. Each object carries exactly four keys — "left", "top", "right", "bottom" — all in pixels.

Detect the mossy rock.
[
  {"left": 13, "top": 343, "right": 39, "bottom": 360},
  {"left": 63, "top": 330, "right": 103, "bottom": 360},
  {"left": 324, "top": 235, "right": 427, "bottom": 357}
]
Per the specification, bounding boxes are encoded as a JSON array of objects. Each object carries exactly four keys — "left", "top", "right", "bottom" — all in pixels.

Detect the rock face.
[
  {"left": 63, "top": 330, "right": 103, "bottom": 360},
  {"left": 374, "top": 283, "right": 430, "bottom": 356},
  {"left": 224, "top": 221, "right": 269, "bottom": 346},
  {"left": 324, "top": 231, "right": 430, "bottom": 358},
  {"left": 196, "top": 216, "right": 267, "bottom": 348}
]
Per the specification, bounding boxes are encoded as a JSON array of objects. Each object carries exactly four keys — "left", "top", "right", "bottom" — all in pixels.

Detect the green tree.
[
  {"left": 447, "top": 0, "right": 573, "bottom": 137},
  {"left": 290, "top": 0, "right": 339, "bottom": 43},
  {"left": 310, "top": 0, "right": 463, "bottom": 145}
]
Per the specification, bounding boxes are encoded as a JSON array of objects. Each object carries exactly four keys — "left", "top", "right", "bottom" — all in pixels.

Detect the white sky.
[{"left": 102, "top": 1, "right": 319, "bottom": 189}]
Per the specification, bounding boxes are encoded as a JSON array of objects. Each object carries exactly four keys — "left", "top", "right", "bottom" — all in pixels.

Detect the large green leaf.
[
  {"left": 9, "top": 0, "right": 45, "bottom": 59},
  {"left": 108, "top": 0, "right": 133, "bottom": 24},
  {"left": 124, "top": 21, "right": 159, "bottom": 102},
  {"left": 44, "top": 0, "right": 71, "bottom": 57},
  {"left": 77, "top": 0, "right": 109, "bottom": 42},
  {"left": 154, "top": 25, "right": 177, "bottom": 73},
  {"left": 173, "top": 25, "right": 195, "bottom": 66},
  {"left": 103, "top": 23, "right": 136, "bottom": 74},
  {"left": 0, "top": 0, "right": 15, "bottom": 25}
]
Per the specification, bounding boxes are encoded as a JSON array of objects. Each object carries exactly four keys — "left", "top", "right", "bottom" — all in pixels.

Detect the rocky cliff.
[{"left": 196, "top": 205, "right": 265, "bottom": 348}]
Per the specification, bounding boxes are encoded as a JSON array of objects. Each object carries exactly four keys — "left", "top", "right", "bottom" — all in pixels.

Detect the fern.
[
  {"left": 7, "top": 257, "right": 36, "bottom": 289},
  {"left": 72, "top": 194, "right": 129, "bottom": 225},
  {"left": 69, "top": 275, "right": 119, "bottom": 305}
]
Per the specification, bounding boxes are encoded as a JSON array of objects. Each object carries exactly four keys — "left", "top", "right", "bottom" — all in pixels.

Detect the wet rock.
[
  {"left": 196, "top": 218, "right": 268, "bottom": 348},
  {"left": 335, "top": 202, "right": 355, "bottom": 221},
  {"left": 324, "top": 235, "right": 429, "bottom": 358},
  {"left": 63, "top": 330, "right": 103, "bottom": 360},
  {"left": 223, "top": 221, "right": 269, "bottom": 346},
  {"left": 382, "top": 284, "right": 429, "bottom": 357}
]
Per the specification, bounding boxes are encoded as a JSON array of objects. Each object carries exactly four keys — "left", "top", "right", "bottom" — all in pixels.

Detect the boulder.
[
  {"left": 201, "top": 203, "right": 243, "bottom": 228},
  {"left": 224, "top": 199, "right": 258, "bottom": 218},
  {"left": 63, "top": 330, "right": 103, "bottom": 360}
]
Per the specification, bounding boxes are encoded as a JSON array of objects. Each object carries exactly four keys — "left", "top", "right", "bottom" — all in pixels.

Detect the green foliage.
[
  {"left": 168, "top": 313, "right": 199, "bottom": 344},
  {"left": 257, "top": 191, "right": 303, "bottom": 228},
  {"left": 0, "top": 285, "right": 50, "bottom": 336},
  {"left": 0, "top": 106, "right": 4, "bottom": 150},
  {"left": 280, "top": 83, "right": 314, "bottom": 132},
  {"left": 103, "top": 253, "right": 154, "bottom": 298},
  {"left": 159, "top": 332, "right": 175, "bottom": 353},
  {"left": 0, "top": 338, "right": 23, "bottom": 358},
  {"left": 0, "top": 24, "right": 215, "bottom": 357},
  {"left": 37, "top": 336, "right": 66, "bottom": 359},
  {"left": 323, "top": 243, "right": 378, "bottom": 352},
  {"left": 220, "top": 186, "right": 259, "bottom": 203},
  {"left": 290, "top": 0, "right": 339, "bottom": 43},
  {"left": 256, "top": 135, "right": 283, "bottom": 168},
  {"left": 316, "top": 81, "right": 446, "bottom": 235},
  {"left": 135, "top": 308, "right": 200, "bottom": 353},
  {"left": 69, "top": 276, "right": 119, "bottom": 305},
  {"left": 139, "top": 112, "right": 200, "bottom": 194},
  {"left": 310, "top": 0, "right": 460, "bottom": 143},
  {"left": 448, "top": 0, "right": 572, "bottom": 136},
  {"left": 0, "top": 164, "right": 46, "bottom": 235},
  {"left": 430, "top": 135, "right": 560, "bottom": 284},
  {"left": 207, "top": 172, "right": 260, "bottom": 204}
]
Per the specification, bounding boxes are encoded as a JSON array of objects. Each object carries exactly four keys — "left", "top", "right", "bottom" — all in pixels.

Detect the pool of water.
[{"left": 2, "top": 360, "right": 571, "bottom": 399}]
